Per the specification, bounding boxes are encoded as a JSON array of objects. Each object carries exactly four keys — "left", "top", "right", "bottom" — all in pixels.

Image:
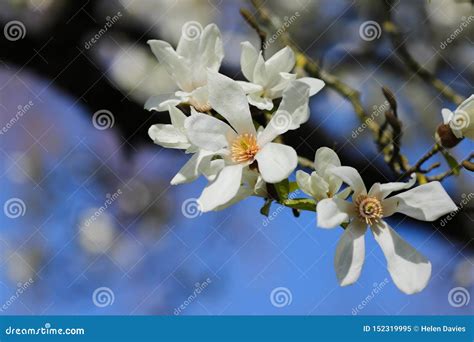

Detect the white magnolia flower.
[
  {"left": 145, "top": 22, "right": 224, "bottom": 112},
  {"left": 296, "top": 147, "right": 351, "bottom": 201},
  {"left": 441, "top": 95, "right": 474, "bottom": 140},
  {"left": 148, "top": 106, "right": 223, "bottom": 185},
  {"left": 238, "top": 41, "right": 325, "bottom": 110},
  {"left": 185, "top": 71, "right": 311, "bottom": 211},
  {"left": 316, "top": 167, "right": 457, "bottom": 294}
]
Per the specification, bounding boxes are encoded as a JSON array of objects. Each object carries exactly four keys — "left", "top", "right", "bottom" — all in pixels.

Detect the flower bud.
[{"left": 436, "top": 123, "right": 462, "bottom": 148}]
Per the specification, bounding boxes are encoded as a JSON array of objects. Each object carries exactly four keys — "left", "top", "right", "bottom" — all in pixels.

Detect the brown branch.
[{"left": 382, "top": 2, "right": 465, "bottom": 106}]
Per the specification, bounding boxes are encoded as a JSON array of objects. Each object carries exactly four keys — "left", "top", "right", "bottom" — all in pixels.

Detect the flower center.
[
  {"left": 231, "top": 133, "right": 259, "bottom": 163},
  {"left": 355, "top": 195, "right": 383, "bottom": 225},
  {"left": 188, "top": 98, "right": 212, "bottom": 112}
]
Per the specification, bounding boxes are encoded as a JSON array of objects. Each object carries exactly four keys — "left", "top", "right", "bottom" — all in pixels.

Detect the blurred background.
[{"left": 0, "top": 0, "right": 472, "bottom": 315}]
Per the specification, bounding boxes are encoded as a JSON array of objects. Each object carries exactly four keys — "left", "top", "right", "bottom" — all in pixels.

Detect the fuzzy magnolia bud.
[{"left": 436, "top": 123, "right": 462, "bottom": 148}]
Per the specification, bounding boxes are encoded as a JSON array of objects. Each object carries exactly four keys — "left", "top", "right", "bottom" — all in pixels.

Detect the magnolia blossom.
[
  {"left": 145, "top": 22, "right": 224, "bottom": 112},
  {"left": 316, "top": 167, "right": 457, "bottom": 294},
  {"left": 296, "top": 147, "right": 350, "bottom": 201},
  {"left": 441, "top": 94, "right": 474, "bottom": 140},
  {"left": 238, "top": 41, "right": 325, "bottom": 110},
  {"left": 185, "top": 71, "right": 312, "bottom": 211},
  {"left": 148, "top": 106, "right": 223, "bottom": 185}
]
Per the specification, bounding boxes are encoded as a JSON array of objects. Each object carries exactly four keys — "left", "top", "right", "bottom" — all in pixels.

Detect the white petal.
[
  {"left": 330, "top": 166, "right": 367, "bottom": 198},
  {"left": 247, "top": 93, "right": 274, "bottom": 111},
  {"left": 148, "top": 40, "right": 191, "bottom": 91},
  {"left": 148, "top": 124, "right": 190, "bottom": 149},
  {"left": 371, "top": 220, "right": 431, "bottom": 294},
  {"left": 314, "top": 147, "right": 341, "bottom": 177},
  {"left": 296, "top": 170, "right": 313, "bottom": 197},
  {"left": 255, "top": 143, "right": 297, "bottom": 183},
  {"left": 267, "top": 72, "right": 296, "bottom": 97},
  {"left": 316, "top": 198, "right": 354, "bottom": 229},
  {"left": 278, "top": 80, "right": 310, "bottom": 129},
  {"left": 457, "top": 94, "right": 474, "bottom": 113},
  {"left": 265, "top": 46, "right": 295, "bottom": 81},
  {"left": 168, "top": 106, "right": 187, "bottom": 129},
  {"left": 297, "top": 77, "right": 325, "bottom": 96},
  {"left": 184, "top": 112, "right": 235, "bottom": 151},
  {"left": 197, "top": 23, "right": 224, "bottom": 72},
  {"left": 382, "top": 182, "right": 458, "bottom": 221},
  {"left": 171, "top": 150, "right": 213, "bottom": 185},
  {"left": 257, "top": 110, "right": 292, "bottom": 145},
  {"left": 207, "top": 71, "right": 256, "bottom": 134},
  {"left": 368, "top": 173, "right": 416, "bottom": 200},
  {"left": 335, "top": 220, "right": 367, "bottom": 286},
  {"left": 214, "top": 186, "right": 254, "bottom": 211},
  {"left": 198, "top": 164, "right": 244, "bottom": 212},
  {"left": 253, "top": 52, "right": 268, "bottom": 86},
  {"left": 236, "top": 81, "right": 263, "bottom": 94},
  {"left": 240, "top": 41, "right": 259, "bottom": 81},
  {"left": 441, "top": 108, "right": 454, "bottom": 124},
  {"left": 145, "top": 95, "right": 181, "bottom": 112}
]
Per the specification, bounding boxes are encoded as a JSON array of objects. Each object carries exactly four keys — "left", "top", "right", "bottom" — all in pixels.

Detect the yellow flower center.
[
  {"left": 355, "top": 195, "right": 383, "bottom": 225},
  {"left": 231, "top": 133, "right": 259, "bottom": 163},
  {"left": 188, "top": 98, "right": 212, "bottom": 112}
]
